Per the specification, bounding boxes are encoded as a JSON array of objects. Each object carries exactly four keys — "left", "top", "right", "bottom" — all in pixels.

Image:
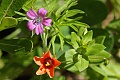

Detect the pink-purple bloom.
[{"left": 26, "top": 8, "right": 52, "bottom": 35}]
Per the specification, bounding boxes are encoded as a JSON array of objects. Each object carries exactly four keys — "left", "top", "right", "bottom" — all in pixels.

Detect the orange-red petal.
[
  {"left": 36, "top": 66, "right": 46, "bottom": 75},
  {"left": 46, "top": 67, "right": 54, "bottom": 78},
  {"left": 52, "top": 58, "right": 61, "bottom": 67},
  {"left": 33, "top": 56, "right": 41, "bottom": 65},
  {"left": 42, "top": 50, "right": 51, "bottom": 58}
]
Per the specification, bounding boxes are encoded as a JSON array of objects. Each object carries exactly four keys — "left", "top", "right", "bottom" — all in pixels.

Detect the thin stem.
[
  {"left": 43, "top": 33, "right": 47, "bottom": 52},
  {"left": 41, "top": 29, "right": 49, "bottom": 52}
]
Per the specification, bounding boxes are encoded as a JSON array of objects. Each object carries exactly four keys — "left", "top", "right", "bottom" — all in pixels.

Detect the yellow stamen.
[{"left": 45, "top": 62, "right": 50, "bottom": 66}]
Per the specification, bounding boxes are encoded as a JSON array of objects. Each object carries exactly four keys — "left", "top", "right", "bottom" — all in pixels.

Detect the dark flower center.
[
  {"left": 44, "top": 58, "right": 54, "bottom": 68},
  {"left": 33, "top": 17, "right": 42, "bottom": 25}
]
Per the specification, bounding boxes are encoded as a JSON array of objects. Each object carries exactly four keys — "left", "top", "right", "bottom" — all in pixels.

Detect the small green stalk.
[{"left": 41, "top": 29, "right": 48, "bottom": 52}]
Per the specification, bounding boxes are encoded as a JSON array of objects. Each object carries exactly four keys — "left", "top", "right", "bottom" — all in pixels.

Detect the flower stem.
[{"left": 41, "top": 29, "right": 48, "bottom": 52}]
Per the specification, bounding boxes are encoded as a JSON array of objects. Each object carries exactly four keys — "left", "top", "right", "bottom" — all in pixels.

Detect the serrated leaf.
[
  {"left": 0, "top": 39, "right": 33, "bottom": 54},
  {"left": 0, "top": 17, "right": 18, "bottom": 31}
]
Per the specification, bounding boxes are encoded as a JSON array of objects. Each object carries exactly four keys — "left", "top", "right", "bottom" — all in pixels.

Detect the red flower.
[{"left": 33, "top": 50, "right": 61, "bottom": 78}]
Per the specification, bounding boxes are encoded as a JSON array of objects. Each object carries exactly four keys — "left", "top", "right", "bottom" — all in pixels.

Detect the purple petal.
[
  {"left": 27, "top": 9, "right": 38, "bottom": 19},
  {"left": 35, "top": 24, "right": 44, "bottom": 35},
  {"left": 27, "top": 20, "right": 36, "bottom": 30},
  {"left": 38, "top": 8, "right": 47, "bottom": 17},
  {"left": 42, "top": 18, "right": 52, "bottom": 26}
]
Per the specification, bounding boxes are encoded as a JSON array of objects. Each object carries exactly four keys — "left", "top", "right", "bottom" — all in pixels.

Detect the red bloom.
[{"left": 33, "top": 50, "right": 61, "bottom": 78}]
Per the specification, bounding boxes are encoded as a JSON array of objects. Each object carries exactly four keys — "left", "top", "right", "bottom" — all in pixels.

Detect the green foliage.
[
  {"left": 91, "top": 66, "right": 107, "bottom": 77},
  {"left": 0, "top": 0, "right": 28, "bottom": 22},
  {"left": 0, "top": 17, "right": 18, "bottom": 31},
  {"left": 101, "top": 62, "right": 120, "bottom": 79},
  {"left": 91, "top": 28, "right": 114, "bottom": 52},
  {"left": 73, "top": 0, "right": 108, "bottom": 25},
  {"left": 0, "top": 0, "right": 118, "bottom": 80},
  {"left": 59, "top": 49, "right": 89, "bottom": 72},
  {"left": 22, "top": 0, "right": 37, "bottom": 11},
  {"left": 71, "top": 32, "right": 80, "bottom": 49},
  {"left": 95, "top": 36, "right": 106, "bottom": 44},
  {"left": 82, "top": 30, "right": 93, "bottom": 45},
  {"left": 0, "top": 0, "right": 28, "bottom": 32},
  {"left": 0, "top": 39, "right": 33, "bottom": 54}
]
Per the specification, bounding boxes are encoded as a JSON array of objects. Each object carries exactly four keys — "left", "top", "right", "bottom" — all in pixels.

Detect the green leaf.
[
  {"left": 88, "top": 56, "right": 106, "bottom": 63},
  {"left": 91, "top": 66, "right": 107, "bottom": 77},
  {"left": 95, "top": 36, "right": 106, "bottom": 44},
  {"left": 95, "top": 50, "right": 111, "bottom": 59},
  {"left": 87, "top": 43, "right": 111, "bottom": 64},
  {"left": 0, "top": 0, "right": 28, "bottom": 22},
  {"left": 64, "top": 49, "right": 79, "bottom": 72},
  {"left": 82, "top": 30, "right": 93, "bottom": 45},
  {"left": 14, "top": 11, "right": 26, "bottom": 16},
  {"left": 70, "top": 25, "right": 78, "bottom": 32},
  {"left": 22, "top": 0, "right": 36, "bottom": 11},
  {"left": 64, "top": 9, "right": 84, "bottom": 18},
  {"left": 58, "top": 34, "right": 64, "bottom": 51},
  {"left": 56, "top": 0, "right": 72, "bottom": 17},
  {"left": 65, "top": 49, "right": 76, "bottom": 61},
  {"left": 85, "top": 44, "right": 106, "bottom": 55},
  {"left": 71, "top": 32, "right": 80, "bottom": 49},
  {"left": 63, "top": 49, "right": 89, "bottom": 72},
  {"left": 51, "top": 35, "right": 56, "bottom": 55},
  {"left": 74, "top": 55, "right": 89, "bottom": 72},
  {"left": 74, "top": 21, "right": 90, "bottom": 28},
  {"left": 91, "top": 28, "right": 114, "bottom": 52},
  {"left": 0, "top": 17, "right": 18, "bottom": 31},
  {"left": 100, "top": 63, "right": 120, "bottom": 78},
  {"left": 0, "top": 39, "right": 33, "bottom": 54},
  {"left": 76, "top": 0, "right": 108, "bottom": 25},
  {"left": 78, "top": 27, "right": 87, "bottom": 37},
  {"left": 44, "top": 0, "right": 58, "bottom": 14}
]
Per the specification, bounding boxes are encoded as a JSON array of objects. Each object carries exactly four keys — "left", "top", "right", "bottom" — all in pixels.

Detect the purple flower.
[{"left": 26, "top": 8, "right": 52, "bottom": 35}]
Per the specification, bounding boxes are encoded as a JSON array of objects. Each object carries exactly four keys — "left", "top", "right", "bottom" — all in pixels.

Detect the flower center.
[
  {"left": 33, "top": 17, "right": 42, "bottom": 25},
  {"left": 44, "top": 58, "right": 53, "bottom": 68}
]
